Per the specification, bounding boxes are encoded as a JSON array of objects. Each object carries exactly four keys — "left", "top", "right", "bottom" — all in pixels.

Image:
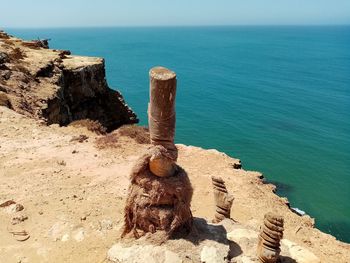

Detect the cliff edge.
[
  {"left": 0, "top": 32, "right": 349, "bottom": 263},
  {"left": 0, "top": 30, "right": 137, "bottom": 130},
  {"left": 1, "top": 107, "right": 349, "bottom": 262}
]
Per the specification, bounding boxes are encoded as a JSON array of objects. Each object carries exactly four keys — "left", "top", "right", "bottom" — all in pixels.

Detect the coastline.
[{"left": 1, "top": 31, "right": 349, "bottom": 262}]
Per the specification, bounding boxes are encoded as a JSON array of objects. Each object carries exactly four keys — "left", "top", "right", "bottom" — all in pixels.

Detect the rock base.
[{"left": 122, "top": 146, "right": 193, "bottom": 240}]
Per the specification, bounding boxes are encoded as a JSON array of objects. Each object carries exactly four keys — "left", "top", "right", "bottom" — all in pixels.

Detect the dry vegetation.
[
  {"left": 118, "top": 125, "right": 150, "bottom": 144},
  {"left": 95, "top": 132, "right": 119, "bottom": 149},
  {"left": 22, "top": 41, "right": 42, "bottom": 50},
  {"left": 69, "top": 119, "right": 107, "bottom": 135},
  {"left": 70, "top": 134, "right": 89, "bottom": 143},
  {"left": 9, "top": 47, "right": 26, "bottom": 61},
  {"left": 12, "top": 64, "right": 30, "bottom": 76},
  {"left": 1, "top": 39, "right": 14, "bottom": 46},
  {"left": 95, "top": 125, "right": 150, "bottom": 149},
  {"left": 0, "top": 79, "right": 6, "bottom": 86},
  {"left": 0, "top": 31, "right": 10, "bottom": 39},
  {"left": 0, "top": 92, "right": 12, "bottom": 108}
]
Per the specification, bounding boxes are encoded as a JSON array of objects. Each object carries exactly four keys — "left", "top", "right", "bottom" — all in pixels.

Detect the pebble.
[
  {"left": 48, "top": 222, "right": 67, "bottom": 241},
  {"left": 200, "top": 246, "right": 226, "bottom": 263},
  {"left": 0, "top": 200, "right": 16, "bottom": 207},
  {"left": 61, "top": 233, "right": 70, "bottom": 242},
  {"left": 108, "top": 243, "right": 182, "bottom": 263},
  {"left": 11, "top": 214, "right": 28, "bottom": 225},
  {"left": 99, "top": 219, "right": 113, "bottom": 231},
  {"left": 5, "top": 203, "right": 24, "bottom": 213},
  {"left": 73, "top": 228, "right": 85, "bottom": 242}
]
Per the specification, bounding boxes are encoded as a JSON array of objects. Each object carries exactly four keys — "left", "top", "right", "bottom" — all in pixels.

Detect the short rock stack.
[
  {"left": 211, "top": 176, "right": 234, "bottom": 223},
  {"left": 257, "top": 212, "right": 284, "bottom": 263}
]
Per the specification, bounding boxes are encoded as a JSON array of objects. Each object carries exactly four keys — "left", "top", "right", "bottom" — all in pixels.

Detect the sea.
[{"left": 5, "top": 26, "right": 350, "bottom": 243}]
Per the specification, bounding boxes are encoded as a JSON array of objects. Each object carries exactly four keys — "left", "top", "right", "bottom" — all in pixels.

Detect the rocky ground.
[
  {"left": 0, "top": 30, "right": 137, "bottom": 130},
  {"left": 1, "top": 107, "right": 349, "bottom": 262}
]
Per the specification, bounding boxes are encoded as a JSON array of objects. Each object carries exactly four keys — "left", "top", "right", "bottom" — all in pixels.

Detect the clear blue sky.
[{"left": 2, "top": 0, "right": 350, "bottom": 28}]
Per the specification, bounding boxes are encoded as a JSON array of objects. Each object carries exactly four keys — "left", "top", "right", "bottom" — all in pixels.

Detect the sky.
[{"left": 1, "top": 0, "right": 350, "bottom": 28}]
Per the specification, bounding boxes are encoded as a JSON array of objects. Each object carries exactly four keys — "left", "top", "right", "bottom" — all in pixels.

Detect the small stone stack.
[
  {"left": 257, "top": 212, "right": 284, "bottom": 263},
  {"left": 211, "top": 176, "right": 234, "bottom": 223}
]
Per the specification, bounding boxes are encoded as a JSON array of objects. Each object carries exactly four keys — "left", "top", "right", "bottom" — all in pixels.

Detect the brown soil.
[{"left": 1, "top": 106, "right": 349, "bottom": 262}]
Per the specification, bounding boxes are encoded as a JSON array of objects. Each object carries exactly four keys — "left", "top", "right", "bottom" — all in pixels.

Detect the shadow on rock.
[
  {"left": 172, "top": 217, "right": 243, "bottom": 259},
  {"left": 280, "top": 256, "right": 298, "bottom": 263},
  {"left": 172, "top": 217, "right": 227, "bottom": 245}
]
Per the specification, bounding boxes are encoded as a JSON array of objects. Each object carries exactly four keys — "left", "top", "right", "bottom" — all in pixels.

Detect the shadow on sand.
[{"left": 172, "top": 217, "right": 243, "bottom": 258}]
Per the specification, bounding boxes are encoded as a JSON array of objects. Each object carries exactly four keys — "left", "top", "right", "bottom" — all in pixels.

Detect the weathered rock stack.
[
  {"left": 122, "top": 67, "right": 193, "bottom": 240},
  {"left": 257, "top": 212, "right": 284, "bottom": 263},
  {"left": 211, "top": 176, "right": 234, "bottom": 223},
  {"left": 148, "top": 67, "right": 178, "bottom": 177},
  {"left": 148, "top": 67, "right": 178, "bottom": 162}
]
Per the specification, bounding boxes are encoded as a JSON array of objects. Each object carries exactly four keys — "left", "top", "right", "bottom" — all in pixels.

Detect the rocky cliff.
[
  {"left": 1, "top": 31, "right": 349, "bottom": 263},
  {"left": 0, "top": 30, "right": 137, "bottom": 130}
]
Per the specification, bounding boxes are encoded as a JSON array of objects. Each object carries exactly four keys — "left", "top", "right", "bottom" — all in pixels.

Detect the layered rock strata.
[{"left": 0, "top": 30, "right": 137, "bottom": 130}]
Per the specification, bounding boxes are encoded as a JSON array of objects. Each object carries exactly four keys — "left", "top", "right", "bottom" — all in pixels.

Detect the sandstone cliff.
[{"left": 0, "top": 30, "right": 137, "bottom": 130}]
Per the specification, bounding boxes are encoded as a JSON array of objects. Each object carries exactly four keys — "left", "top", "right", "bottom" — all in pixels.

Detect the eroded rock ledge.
[{"left": 0, "top": 30, "right": 138, "bottom": 131}]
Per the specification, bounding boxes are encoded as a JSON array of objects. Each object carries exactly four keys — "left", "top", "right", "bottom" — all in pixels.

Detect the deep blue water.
[{"left": 5, "top": 26, "right": 350, "bottom": 243}]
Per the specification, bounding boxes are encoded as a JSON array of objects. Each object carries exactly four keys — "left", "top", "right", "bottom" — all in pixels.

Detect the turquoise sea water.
[{"left": 5, "top": 26, "right": 350, "bottom": 243}]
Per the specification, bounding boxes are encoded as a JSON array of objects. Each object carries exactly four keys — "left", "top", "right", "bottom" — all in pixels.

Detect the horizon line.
[{"left": 2, "top": 24, "right": 350, "bottom": 30}]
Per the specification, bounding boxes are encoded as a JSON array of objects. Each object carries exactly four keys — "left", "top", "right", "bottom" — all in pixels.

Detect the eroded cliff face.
[
  {"left": 43, "top": 58, "right": 137, "bottom": 131},
  {"left": 0, "top": 30, "right": 137, "bottom": 130}
]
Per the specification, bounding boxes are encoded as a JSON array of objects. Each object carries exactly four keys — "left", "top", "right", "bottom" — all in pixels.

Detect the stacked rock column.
[
  {"left": 211, "top": 176, "right": 234, "bottom": 223},
  {"left": 148, "top": 67, "right": 177, "bottom": 177},
  {"left": 122, "top": 67, "right": 193, "bottom": 239},
  {"left": 257, "top": 212, "right": 284, "bottom": 263}
]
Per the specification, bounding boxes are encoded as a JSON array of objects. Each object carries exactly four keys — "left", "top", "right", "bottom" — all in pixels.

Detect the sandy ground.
[{"left": 0, "top": 106, "right": 349, "bottom": 263}]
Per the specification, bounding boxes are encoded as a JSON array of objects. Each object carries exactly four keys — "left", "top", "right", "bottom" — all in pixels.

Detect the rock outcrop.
[
  {"left": 0, "top": 30, "right": 137, "bottom": 131},
  {"left": 109, "top": 217, "right": 321, "bottom": 263},
  {"left": 0, "top": 107, "right": 348, "bottom": 262}
]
